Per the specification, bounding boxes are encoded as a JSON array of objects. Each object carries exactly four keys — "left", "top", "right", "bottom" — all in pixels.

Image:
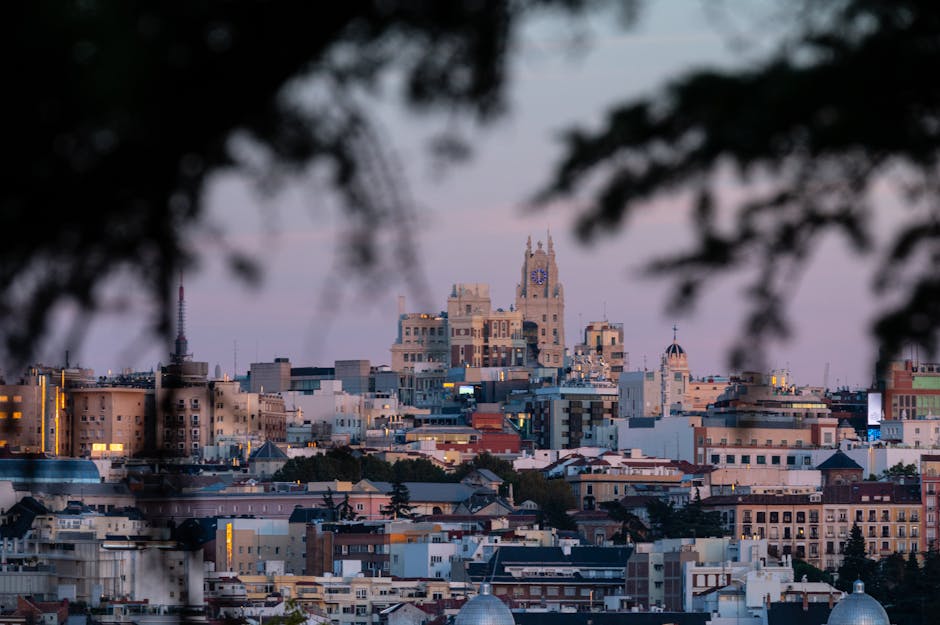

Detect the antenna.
[
  {"left": 172, "top": 270, "right": 191, "bottom": 363},
  {"left": 823, "top": 362, "right": 830, "bottom": 390}
]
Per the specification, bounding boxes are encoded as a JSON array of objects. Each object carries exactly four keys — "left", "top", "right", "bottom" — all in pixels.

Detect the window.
[
  {"left": 770, "top": 512, "right": 779, "bottom": 523},
  {"left": 771, "top": 456, "right": 781, "bottom": 465},
  {"left": 756, "top": 455, "right": 766, "bottom": 465},
  {"left": 756, "top": 512, "right": 766, "bottom": 523},
  {"left": 741, "top": 455, "right": 751, "bottom": 464}
]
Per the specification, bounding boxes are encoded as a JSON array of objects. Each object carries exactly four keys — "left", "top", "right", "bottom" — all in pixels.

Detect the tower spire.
[{"left": 173, "top": 270, "right": 191, "bottom": 363}]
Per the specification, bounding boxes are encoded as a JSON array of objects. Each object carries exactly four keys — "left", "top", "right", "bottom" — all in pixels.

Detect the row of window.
[
  {"left": 742, "top": 510, "right": 919, "bottom": 524},
  {"left": 710, "top": 454, "right": 812, "bottom": 466},
  {"left": 701, "top": 437, "right": 809, "bottom": 447}
]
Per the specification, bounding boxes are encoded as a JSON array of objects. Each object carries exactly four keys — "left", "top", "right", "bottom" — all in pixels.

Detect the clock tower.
[{"left": 515, "top": 234, "right": 565, "bottom": 368}]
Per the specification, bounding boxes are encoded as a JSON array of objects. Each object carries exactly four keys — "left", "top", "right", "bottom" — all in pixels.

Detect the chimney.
[
  {"left": 765, "top": 593, "right": 770, "bottom": 608},
  {"left": 802, "top": 592, "right": 808, "bottom": 611},
  {"left": 398, "top": 295, "right": 405, "bottom": 317},
  {"left": 828, "top": 593, "right": 834, "bottom": 609}
]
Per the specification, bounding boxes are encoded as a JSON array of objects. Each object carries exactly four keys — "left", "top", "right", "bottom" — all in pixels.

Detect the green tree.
[
  {"left": 838, "top": 523, "right": 874, "bottom": 592},
  {"left": 322, "top": 486, "right": 337, "bottom": 516},
  {"left": 391, "top": 458, "right": 452, "bottom": 483},
  {"left": 337, "top": 493, "right": 357, "bottom": 521},
  {"left": 645, "top": 498, "right": 725, "bottom": 540},
  {"left": 514, "top": 470, "right": 577, "bottom": 530},
  {"left": 882, "top": 462, "right": 918, "bottom": 479},
  {"left": 382, "top": 480, "right": 414, "bottom": 520},
  {"left": 262, "top": 599, "right": 307, "bottom": 625},
  {"left": 792, "top": 558, "right": 833, "bottom": 585},
  {"left": 599, "top": 499, "right": 650, "bottom": 543}
]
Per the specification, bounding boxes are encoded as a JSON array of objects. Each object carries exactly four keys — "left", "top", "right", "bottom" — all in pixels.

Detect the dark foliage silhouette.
[
  {"left": 4, "top": 0, "right": 616, "bottom": 369},
  {"left": 537, "top": 1, "right": 940, "bottom": 374}
]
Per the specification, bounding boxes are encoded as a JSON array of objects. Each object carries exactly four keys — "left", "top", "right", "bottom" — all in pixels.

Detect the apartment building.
[
  {"left": 571, "top": 321, "right": 625, "bottom": 383},
  {"left": 206, "top": 573, "right": 467, "bottom": 625},
  {"left": 466, "top": 545, "right": 632, "bottom": 610},
  {"left": 879, "top": 359, "right": 940, "bottom": 421},
  {"left": 69, "top": 386, "right": 151, "bottom": 458},
  {"left": 0, "top": 368, "right": 71, "bottom": 455},
  {"left": 527, "top": 384, "right": 620, "bottom": 450},
  {"left": 215, "top": 517, "right": 290, "bottom": 575},
  {"left": 920, "top": 454, "right": 940, "bottom": 549},
  {"left": 448, "top": 283, "right": 527, "bottom": 369},
  {"left": 703, "top": 482, "right": 921, "bottom": 572}
]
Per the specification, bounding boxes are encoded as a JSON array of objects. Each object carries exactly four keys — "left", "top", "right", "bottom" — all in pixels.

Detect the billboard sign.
[{"left": 867, "top": 392, "right": 883, "bottom": 425}]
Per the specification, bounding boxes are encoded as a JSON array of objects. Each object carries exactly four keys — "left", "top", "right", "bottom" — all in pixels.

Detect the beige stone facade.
[
  {"left": 704, "top": 482, "right": 921, "bottom": 572},
  {"left": 448, "top": 283, "right": 526, "bottom": 368},
  {"left": 70, "top": 386, "right": 151, "bottom": 457},
  {"left": 515, "top": 235, "right": 565, "bottom": 368},
  {"left": 390, "top": 312, "right": 448, "bottom": 371},
  {"left": 572, "top": 321, "right": 626, "bottom": 382}
]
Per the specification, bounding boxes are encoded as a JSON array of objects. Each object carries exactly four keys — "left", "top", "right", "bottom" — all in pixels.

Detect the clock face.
[{"left": 530, "top": 268, "right": 547, "bottom": 285}]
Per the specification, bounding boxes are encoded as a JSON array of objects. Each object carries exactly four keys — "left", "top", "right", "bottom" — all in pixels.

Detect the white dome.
[
  {"left": 827, "top": 580, "right": 890, "bottom": 625},
  {"left": 455, "top": 583, "right": 515, "bottom": 625}
]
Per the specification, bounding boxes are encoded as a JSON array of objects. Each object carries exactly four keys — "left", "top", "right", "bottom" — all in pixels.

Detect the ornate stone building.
[{"left": 515, "top": 234, "right": 565, "bottom": 368}]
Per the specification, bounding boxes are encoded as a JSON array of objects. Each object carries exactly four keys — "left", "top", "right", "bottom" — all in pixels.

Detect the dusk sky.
[{"left": 62, "top": 3, "right": 898, "bottom": 389}]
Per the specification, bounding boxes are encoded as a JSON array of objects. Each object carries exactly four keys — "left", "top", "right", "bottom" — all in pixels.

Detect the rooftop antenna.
[{"left": 172, "top": 270, "right": 191, "bottom": 363}]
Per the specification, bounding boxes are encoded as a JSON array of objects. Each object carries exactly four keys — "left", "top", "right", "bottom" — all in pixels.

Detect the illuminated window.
[{"left": 12, "top": 412, "right": 22, "bottom": 419}]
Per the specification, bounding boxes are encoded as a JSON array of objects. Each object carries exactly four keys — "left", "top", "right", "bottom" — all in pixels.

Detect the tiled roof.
[
  {"left": 249, "top": 441, "right": 288, "bottom": 460},
  {"left": 816, "top": 451, "right": 863, "bottom": 471}
]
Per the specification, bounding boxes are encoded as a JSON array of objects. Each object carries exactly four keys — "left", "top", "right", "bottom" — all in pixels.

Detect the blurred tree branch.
[
  {"left": 3, "top": 0, "right": 618, "bottom": 368},
  {"left": 536, "top": 0, "right": 940, "bottom": 376}
]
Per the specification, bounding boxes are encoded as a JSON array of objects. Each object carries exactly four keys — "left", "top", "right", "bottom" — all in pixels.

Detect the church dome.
[
  {"left": 455, "top": 583, "right": 514, "bottom": 625},
  {"left": 826, "top": 580, "right": 890, "bottom": 625},
  {"left": 665, "top": 342, "right": 685, "bottom": 357}
]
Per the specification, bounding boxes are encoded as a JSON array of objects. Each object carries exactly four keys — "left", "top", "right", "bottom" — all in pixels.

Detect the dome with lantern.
[
  {"left": 826, "top": 580, "right": 890, "bottom": 625},
  {"left": 454, "top": 583, "right": 514, "bottom": 625}
]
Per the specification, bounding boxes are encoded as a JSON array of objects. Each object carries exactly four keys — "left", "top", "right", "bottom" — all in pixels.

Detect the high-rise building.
[
  {"left": 572, "top": 320, "right": 626, "bottom": 382},
  {"left": 70, "top": 386, "right": 151, "bottom": 458},
  {"left": 447, "top": 283, "right": 526, "bottom": 368},
  {"left": 0, "top": 367, "right": 72, "bottom": 455},
  {"left": 156, "top": 275, "right": 210, "bottom": 457},
  {"left": 389, "top": 311, "right": 448, "bottom": 372},
  {"left": 878, "top": 359, "right": 940, "bottom": 421},
  {"left": 515, "top": 235, "right": 565, "bottom": 368},
  {"left": 249, "top": 357, "right": 291, "bottom": 393}
]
